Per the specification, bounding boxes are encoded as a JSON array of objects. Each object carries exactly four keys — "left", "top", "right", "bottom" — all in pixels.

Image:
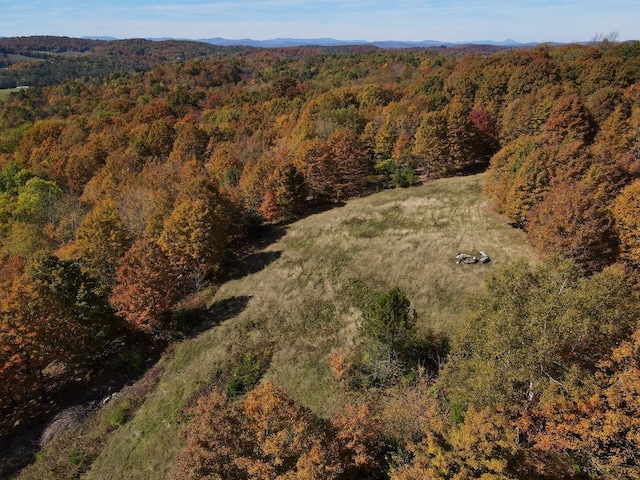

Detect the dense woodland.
[{"left": 2, "top": 36, "right": 640, "bottom": 479}]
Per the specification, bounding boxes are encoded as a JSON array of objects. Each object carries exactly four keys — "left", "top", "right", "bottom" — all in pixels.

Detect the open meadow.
[
  {"left": 75, "top": 173, "right": 534, "bottom": 479},
  {"left": 0, "top": 88, "right": 21, "bottom": 100}
]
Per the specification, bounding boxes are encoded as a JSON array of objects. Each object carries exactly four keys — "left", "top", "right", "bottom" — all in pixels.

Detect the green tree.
[
  {"left": 73, "top": 200, "right": 132, "bottom": 294},
  {"left": 26, "top": 251, "right": 118, "bottom": 346},
  {"left": 14, "top": 176, "right": 63, "bottom": 226},
  {"left": 0, "top": 164, "right": 33, "bottom": 195},
  {"left": 360, "top": 286, "right": 417, "bottom": 354},
  {"left": 438, "top": 259, "right": 637, "bottom": 412}
]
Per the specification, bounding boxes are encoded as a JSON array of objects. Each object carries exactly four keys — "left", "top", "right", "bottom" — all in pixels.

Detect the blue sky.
[{"left": 1, "top": 1, "right": 638, "bottom": 43}]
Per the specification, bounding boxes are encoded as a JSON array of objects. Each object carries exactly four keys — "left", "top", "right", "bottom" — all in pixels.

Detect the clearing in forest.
[{"left": 84, "top": 172, "right": 533, "bottom": 480}]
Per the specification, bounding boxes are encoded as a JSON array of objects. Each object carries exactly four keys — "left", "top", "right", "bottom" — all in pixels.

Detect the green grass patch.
[
  {"left": 225, "top": 348, "right": 272, "bottom": 397},
  {"left": 0, "top": 88, "right": 22, "bottom": 100},
  {"left": 106, "top": 399, "right": 134, "bottom": 429}
]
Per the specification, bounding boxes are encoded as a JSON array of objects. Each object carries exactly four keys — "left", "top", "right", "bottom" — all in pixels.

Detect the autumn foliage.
[
  {"left": 2, "top": 36, "right": 640, "bottom": 477},
  {"left": 109, "top": 238, "right": 183, "bottom": 332},
  {"left": 173, "top": 382, "right": 342, "bottom": 480},
  {"left": 0, "top": 273, "right": 86, "bottom": 410}
]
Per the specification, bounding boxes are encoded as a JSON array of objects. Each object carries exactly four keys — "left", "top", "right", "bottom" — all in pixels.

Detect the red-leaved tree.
[{"left": 109, "top": 238, "right": 183, "bottom": 333}]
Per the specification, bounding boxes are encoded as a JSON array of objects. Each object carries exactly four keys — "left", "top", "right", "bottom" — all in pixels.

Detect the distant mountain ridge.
[
  {"left": 76, "top": 36, "right": 545, "bottom": 48},
  {"left": 197, "top": 37, "right": 543, "bottom": 48}
]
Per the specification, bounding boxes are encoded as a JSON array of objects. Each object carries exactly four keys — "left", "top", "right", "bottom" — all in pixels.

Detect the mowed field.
[{"left": 81, "top": 173, "right": 533, "bottom": 479}]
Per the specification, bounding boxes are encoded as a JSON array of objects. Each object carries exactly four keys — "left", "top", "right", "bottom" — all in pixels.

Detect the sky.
[{"left": 1, "top": 0, "right": 639, "bottom": 44}]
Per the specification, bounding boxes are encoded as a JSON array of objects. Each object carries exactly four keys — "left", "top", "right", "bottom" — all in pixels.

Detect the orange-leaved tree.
[
  {"left": 527, "top": 180, "right": 618, "bottom": 273},
  {"left": 0, "top": 273, "right": 85, "bottom": 411},
  {"left": 518, "top": 323, "right": 640, "bottom": 479},
  {"left": 612, "top": 178, "right": 640, "bottom": 267},
  {"left": 173, "top": 381, "right": 342, "bottom": 480},
  {"left": 331, "top": 402, "right": 384, "bottom": 476},
  {"left": 109, "top": 238, "right": 183, "bottom": 333},
  {"left": 258, "top": 163, "right": 308, "bottom": 223},
  {"left": 391, "top": 405, "right": 521, "bottom": 480},
  {"left": 295, "top": 129, "right": 372, "bottom": 201}
]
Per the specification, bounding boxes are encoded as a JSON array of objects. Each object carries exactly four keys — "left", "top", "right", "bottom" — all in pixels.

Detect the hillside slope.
[{"left": 83, "top": 173, "right": 532, "bottom": 479}]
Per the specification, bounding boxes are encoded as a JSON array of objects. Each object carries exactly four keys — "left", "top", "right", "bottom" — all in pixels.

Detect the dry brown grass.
[{"left": 84, "top": 173, "right": 533, "bottom": 480}]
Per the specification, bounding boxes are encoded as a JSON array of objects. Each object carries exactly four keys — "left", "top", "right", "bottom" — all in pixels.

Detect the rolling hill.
[{"left": 25, "top": 173, "right": 532, "bottom": 480}]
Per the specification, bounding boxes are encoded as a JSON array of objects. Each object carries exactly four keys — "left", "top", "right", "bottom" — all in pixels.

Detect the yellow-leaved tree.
[{"left": 158, "top": 180, "right": 230, "bottom": 289}]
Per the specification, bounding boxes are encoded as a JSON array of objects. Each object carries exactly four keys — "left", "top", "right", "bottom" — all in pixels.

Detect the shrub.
[{"left": 106, "top": 398, "right": 133, "bottom": 428}]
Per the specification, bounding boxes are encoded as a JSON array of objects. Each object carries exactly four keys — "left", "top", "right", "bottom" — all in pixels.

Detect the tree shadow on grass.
[
  {"left": 305, "top": 199, "right": 346, "bottom": 215},
  {"left": 224, "top": 251, "right": 282, "bottom": 281},
  {"left": 175, "top": 295, "right": 252, "bottom": 337},
  {"left": 221, "top": 224, "right": 287, "bottom": 282}
]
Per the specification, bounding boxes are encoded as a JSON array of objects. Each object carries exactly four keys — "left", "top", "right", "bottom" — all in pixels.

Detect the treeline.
[
  {"left": 0, "top": 36, "right": 247, "bottom": 88},
  {"left": 1, "top": 38, "right": 640, "bottom": 477},
  {"left": 0, "top": 36, "right": 99, "bottom": 54}
]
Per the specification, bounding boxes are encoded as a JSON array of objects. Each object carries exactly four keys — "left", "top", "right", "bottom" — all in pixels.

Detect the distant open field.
[
  {"left": 6, "top": 53, "right": 42, "bottom": 63},
  {"left": 0, "top": 88, "right": 21, "bottom": 99},
  {"left": 76, "top": 173, "right": 534, "bottom": 479},
  {"left": 0, "top": 86, "right": 30, "bottom": 99}
]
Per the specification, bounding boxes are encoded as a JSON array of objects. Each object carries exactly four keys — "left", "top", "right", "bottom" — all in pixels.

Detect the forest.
[{"left": 1, "top": 36, "right": 640, "bottom": 479}]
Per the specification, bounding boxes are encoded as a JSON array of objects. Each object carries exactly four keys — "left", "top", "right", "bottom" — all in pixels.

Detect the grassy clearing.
[
  {"left": 0, "top": 87, "right": 31, "bottom": 100},
  {"left": 83, "top": 173, "right": 532, "bottom": 480},
  {"left": 0, "top": 88, "right": 22, "bottom": 100}
]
